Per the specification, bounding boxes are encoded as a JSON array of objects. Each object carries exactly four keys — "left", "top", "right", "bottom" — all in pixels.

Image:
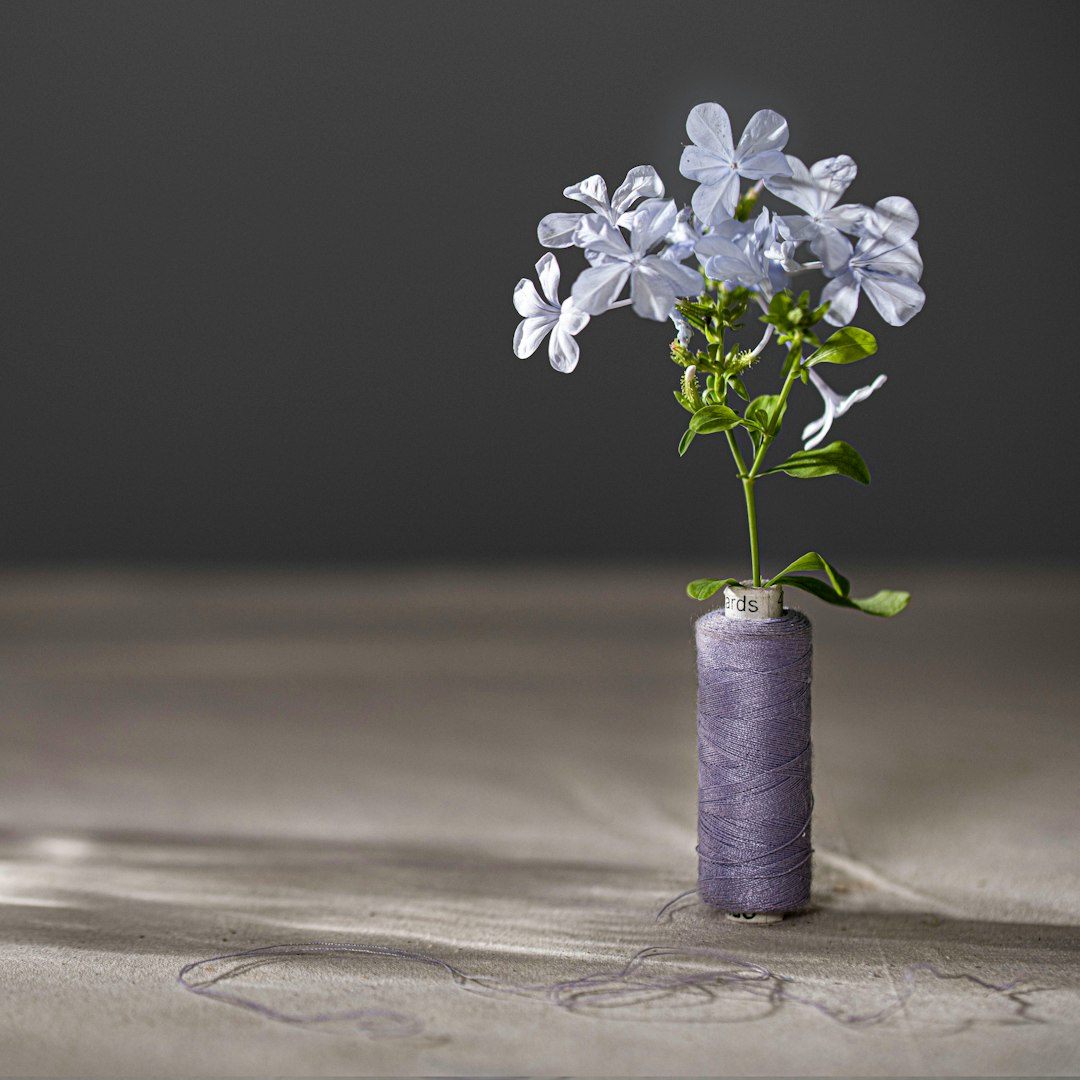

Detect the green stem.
[
  {"left": 747, "top": 348, "right": 802, "bottom": 481},
  {"left": 742, "top": 477, "right": 761, "bottom": 586},
  {"left": 725, "top": 428, "right": 748, "bottom": 478},
  {"left": 741, "top": 346, "right": 802, "bottom": 585}
]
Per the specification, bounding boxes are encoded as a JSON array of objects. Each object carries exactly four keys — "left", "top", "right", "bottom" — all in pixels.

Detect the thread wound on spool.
[{"left": 696, "top": 608, "right": 813, "bottom": 913}]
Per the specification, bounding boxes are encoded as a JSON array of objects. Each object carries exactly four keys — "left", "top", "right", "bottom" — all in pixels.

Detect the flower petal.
[
  {"left": 834, "top": 373, "right": 887, "bottom": 417},
  {"left": 686, "top": 102, "right": 733, "bottom": 157},
  {"left": 628, "top": 198, "right": 677, "bottom": 255},
  {"left": 695, "top": 234, "right": 744, "bottom": 261},
  {"left": 679, "top": 144, "right": 730, "bottom": 184},
  {"left": 819, "top": 231, "right": 854, "bottom": 277},
  {"left": 764, "top": 155, "right": 818, "bottom": 214},
  {"left": 691, "top": 172, "right": 741, "bottom": 224},
  {"left": 646, "top": 254, "right": 702, "bottom": 297},
  {"left": 803, "top": 369, "right": 887, "bottom": 449},
  {"left": 809, "top": 155, "right": 857, "bottom": 209},
  {"left": 855, "top": 237, "right": 923, "bottom": 280},
  {"left": 801, "top": 371, "right": 839, "bottom": 449},
  {"left": 610, "top": 165, "right": 664, "bottom": 216},
  {"left": 809, "top": 224, "right": 855, "bottom": 271},
  {"left": 776, "top": 213, "right": 819, "bottom": 243},
  {"left": 535, "top": 252, "right": 561, "bottom": 306},
  {"left": 513, "top": 314, "right": 557, "bottom": 358},
  {"left": 570, "top": 263, "right": 630, "bottom": 315},
  {"left": 573, "top": 215, "right": 630, "bottom": 261},
  {"left": 629, "top": 262, "right": 678, "bottom": 321},
  {"left": 734, "top": 109, "right": 789, "bottom": 160},
  {"left": 558, "top": 299, "right": 590, "bottom": 336},
  {"left": 563, "top": 174, "right": 610, "bottom": 216},
  {"left": 513, "top": 278, "right": 550, "bottom": 318},
  {"left": 821, "top": 273, "right": 860, "bottom": 326},
  {"left": 822, "top": 202, "right": 870, "bottom": 236},
  {"left": 861, "top": 196, "right": 919, "bottom": 243},
  {"left": 703, "top": 252, "right": 752, "bottom": 284},
  {"left": 767, "top": 154, "right": 855, "bottom": 215},
  {"left": 737, "top": 149, "right": 792, "bottom": 181},
  {"left": 537, "top": 212, "right": 584, "bottom": 248},
  {"left": 548, "top": 324, "right": 581, "bottom": 373},
  {"left": 858, "top": 273, "right": 925, "bottom": 326}
]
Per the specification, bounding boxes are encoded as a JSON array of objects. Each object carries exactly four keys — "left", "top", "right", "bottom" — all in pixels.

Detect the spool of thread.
[{"left": 696, "top": 584, "right": 813, "bottom": 922}]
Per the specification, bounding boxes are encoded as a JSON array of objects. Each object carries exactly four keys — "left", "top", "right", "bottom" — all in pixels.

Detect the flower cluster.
[
  {"left": 511, "top": 103, "right": 920, "bottom": 615},
  {"left": 512, "top": 102, "right": 923, "bottom": 451}
]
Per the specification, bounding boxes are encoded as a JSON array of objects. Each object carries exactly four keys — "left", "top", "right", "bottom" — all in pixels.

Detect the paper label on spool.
[
  {"left": 726, "top": 911, "right": 784, "bottom": 924},
  {"left": 723, "top": 582, "right": 784, "bottom": 620}
]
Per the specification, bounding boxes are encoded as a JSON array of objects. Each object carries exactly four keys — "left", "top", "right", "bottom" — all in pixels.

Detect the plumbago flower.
[
  {"left": 818, "top": 197, "right": 924, "bottom": 326},
  {"left": 513, "top": 253, "right": 589, "bottom": 373},
  {"left": 696, "top": 208, "right": 790, "bottom": 299},
  {"left": 571, "top": 200, "right": 702, "bottom": 320},
  {"left": 510, "top": 101, "right": 922, "bottom": 616},
  {"left": 764, "top": 154, "right": 865, "bottom": 268},
  {"left": 679, "top": 104, "right": 792, "bottom": 223},
  {"left": 802, "top": 368, "right": 887, "bottom": 450},
  {"left": 537, "top": 166, "right": 665, "bottom": 248}
]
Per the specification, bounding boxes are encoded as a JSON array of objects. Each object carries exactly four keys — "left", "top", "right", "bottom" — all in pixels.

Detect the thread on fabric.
[
  {"left": 695, "top": 608, "right": 814, "bottom": 912},
  {"left": 177, "top": 939, "right": 1033, "bottom": 1036}
]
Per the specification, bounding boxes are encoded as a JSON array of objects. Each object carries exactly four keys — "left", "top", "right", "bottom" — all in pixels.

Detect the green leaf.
[
  {"left": 678, "top": 428, "right": 696, "bottom": 457},
  {"left": 764, "top": 291, "right": 792, "bottom": 322},
  {"left": 689, "top": 403, "right": 742, "bottom": 434},
  {"left": 746, "top": 394, "right": 787, "bottom": 434},
  {"left": 805, "top": 326, "right": 877, "bottom": 367},
  {"left": 687, "top": 577, "right": 739, "bottom": 601},
  {"left": 776, "top": 575, "right": 910, "bottom": 617},
  {"left": 675, "top": 300, "right": 714, "bottom": 329},
  {"left": 673, "top": 389, "right": 695, "bottom": 414},
  {"left": 765, "top": 552, "right": 850, "bottom": 596},
  {"left": 761, "top": 440, "right": 871, "bottom": 484},
  {"left": 729, "top": 375, "right": 750, "bottom": 402}
]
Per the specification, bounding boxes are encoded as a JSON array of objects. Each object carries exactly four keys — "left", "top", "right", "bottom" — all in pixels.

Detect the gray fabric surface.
[{"left": 1, "top": 565, "right": 1077, "bottom": 1077}]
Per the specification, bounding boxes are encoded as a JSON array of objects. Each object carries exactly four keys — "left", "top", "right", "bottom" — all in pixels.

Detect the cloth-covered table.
[{"left": 1, "top": 565, "right": 1077, "bottom": 1076}]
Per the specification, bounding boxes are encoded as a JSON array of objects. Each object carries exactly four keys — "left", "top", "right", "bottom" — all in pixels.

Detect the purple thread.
[
  {"left": 696, "top": 608, "right": 814, "bottom": 912},
  {"left": 177, "top": 939, "right": 1030, "bottom": 1036}
]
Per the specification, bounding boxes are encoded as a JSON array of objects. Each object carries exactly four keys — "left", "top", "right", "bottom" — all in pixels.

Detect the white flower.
[
  {"left": 513, "top": 253, "right": 590, "bottom": 373},
  {"left": 696, "top": 208, "right": 788, "bottom": 299},
  {"left": 679, "top": 104, "right": 792, "bottom": 224},
  {"left": 765, "top": 154, "right": 866, "bottom": 268},
  {"left": 570, "top": 199, "right": 702, "bottom": 321},
  {"left": 802, "top": 368, "right": 888, "bottom": 449},
  {"left": 820, "top": 233, "right": 924, "bottom": 327},
  {"left": 817, "top": 199, "right": 923, "bottom": 326},
  {"left": 537, "top": 166, "right": 665, "bottom": 248}
]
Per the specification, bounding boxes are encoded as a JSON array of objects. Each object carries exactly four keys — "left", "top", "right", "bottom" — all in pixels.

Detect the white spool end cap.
[
  {"left": 723, "top": 582, "right": 784, "bottom": 620},
  {"left": 725, "top": 911, "right": 784, "bottom": 924}
]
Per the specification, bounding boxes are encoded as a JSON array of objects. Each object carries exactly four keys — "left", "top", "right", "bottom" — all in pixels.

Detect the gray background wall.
[{"left": 1, "top": 0, "right": 1076, "bottom": 568}]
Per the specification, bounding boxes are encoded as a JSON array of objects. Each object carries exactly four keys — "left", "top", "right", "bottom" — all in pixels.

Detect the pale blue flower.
[
  {"left": 679, "top": 104, "right": 792, "bottom": 224},
  {"left": 820, "top": 228, "right": 924, "bottom": 327},
  {"left": 671, "top": 310, "right": 693, "bottom": 347},
  {"left": 513, "top": 253, "right": 590, "bottom": 373},
  {"left": 696, "top": 208, "right": 787, "bottom": 299},
  {"left": 802, "top": 369, "right": 888, "bottom": 450},
  {"left": 855, "top": 196, "right": 920, "bottom": 244},
  {"left": 537, "top": 166, "right": 664, "bottom": 248},
  {"left": 661, "top": 207, "right": 706, "bottom": 263},
  {"left": 570, "top": 199, "right": 702, "bottom": 321},
  {"left": 765, "top": 154, "right": 867, "bottom": 267}
]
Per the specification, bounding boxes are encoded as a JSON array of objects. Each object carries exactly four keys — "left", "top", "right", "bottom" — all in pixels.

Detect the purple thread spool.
[{"left": 695, "top": 586, "right": 813, "bottom": 920}]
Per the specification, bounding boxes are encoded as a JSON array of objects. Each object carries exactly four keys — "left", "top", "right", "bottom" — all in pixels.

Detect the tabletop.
[{"left": 1, "top": 564, "right": 1077, "bottom": 1077}]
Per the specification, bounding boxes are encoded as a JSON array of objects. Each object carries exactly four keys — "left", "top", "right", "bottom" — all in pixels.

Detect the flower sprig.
[{"left": 512, "top": 103, "right": 921, "bottom": 616}]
